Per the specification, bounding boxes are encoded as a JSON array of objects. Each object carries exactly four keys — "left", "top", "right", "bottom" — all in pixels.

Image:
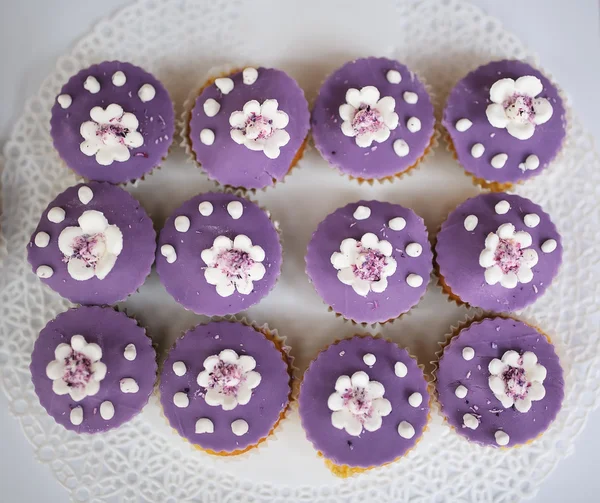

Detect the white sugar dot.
[
  {"left": 36, "top": 265, "right": 53, "bottom": 279},
  {"left": 172, "top": 361, "right": 187, "bottom": 376},
  {"left": 112, "top": 71, "right": 126, "bottom": 86},
  {"left": 100, "top": 401, "right": 115, "bottom": 420},
  {"left": 406, "top": 274, "right": 423, "bottom": 288},
  {"left": 198, "top": 201, "right": 214, "bottom": 216},
  {"left": 34, "top": 232, "right": 50, "bottom": 248},
  {"left": 215, "top": 77, "right": 234, "bottom": 95},
  {"left": 227, "top": 201, "right": 244, "bottom": 219},
  {"left": 200, "top": 129, "right": 215, "bottom": 146},
  {"left": 203, "top": 99, "right": 220, "bottom": 117},
  {"left": 398, "top": 421, "right": 415, "bottom": 439},
  {"left": 393, "top": 139, "right": 410, "bottom": 157},
  {"left": 524, "top": 213, "right": 540, "bottom": 228},
  {"left": 407, "top": 117, "right": 421, "bottom": 133},
  {"left": 78, "top": 186, "right": 93, "bottom": 204},
  {"left": 231, "top": 419, "right": 249, "bottom": 436},
  {"left": 389, "top": 217, "right": 406, "bottom": 231},
  {"left": 47, "top": 207, "right": 65, "bottom": 223},
  {"left": 406, "top": 243, "right": 422, "bottom": 258},
  {"left": 195, "top": 418, "right": 214, "bottom": 434},
  {"left": 495, "top": 200, "right": 510, "bottom": 215},
  {"left": 174, "top": 215, "right": 190, "bottom": 233},
  {"left": 70, "top": 406, "right": 84, "bottom": 426},
  {"left": 160, "top": 244, "right": 177, "bottom": 264},
  {"left": 403, "top": 92, "right": 418, "bottom": 104},
  {"left": 83, "top": 76, "right": 100, "bottom": 93},
  {"left": 173, "top": 392, "right": 189, "bottom": 408},
  {"left": 541, "top": 239, "right": 557, "bottom": 253},
  {"left": 525, "top": 154, "right": 540, "bottom": 171},
  {"left": 138, "top": 83, "right": 156, "bottom": 102},
  {"left": 353, "top": 205, "right": 371, "bottom": 220},
  {"left": 386, "top": 70, "right": 401, "bottom": 84},
  {"left": 123, "top": 344, "right": 137, "bottom": 361},
  {"left": 57, "top": 94, "right": 72, "bottom": 109},
  {"left": 455, "top": 385, "right": 468, "bottom": 399},
  {"left": 463, "top": 413, "right": 479, "bottom": 430},
  {"left": 120, "top": 378, "right": 139, "bottom": 393},
  {"left": 471, "top": 143, "right": 485, "bottom": 158},
  {"left": 495, "top": 430, "right": 510, "bottom": 446},
  {"left": 491, "top": 153, "right": 508, "bottom": 169},
  {"left": 464, "top": 215, "right": 478, "bottom": 231},
  {"left": 408, "top": 392, "right": 423, "bottom": 408},
  {"left": 462, "top": 347, "right": 475, "bottom": 361},
  {"left": 363, "top": 353, "right": 376, "bottom": 366},
  {"left": 243, "top": 67, "right": 258, "bottom": 85},
  {"left": 455, "top": 118, "right": 472, "bottom": 132},
  {"left": 394, "top": 361, "right": 408, "bottom": 378}
]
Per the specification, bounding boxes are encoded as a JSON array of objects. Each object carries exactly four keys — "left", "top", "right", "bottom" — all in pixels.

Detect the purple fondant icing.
[
  {"left": 159, "top": 321, "right": 290, "bottom": 453},
  {"left": 306, "top": 201, "right": 433, "bottom": 324},
  {"left": 299, "top": 336, "right": 429, "bottom": 468},
  {"left": 30, "top": 307, "right": 157, "bottom": 433},
  {"left": 189, "top": 68, "right": 310, "bottom": 189},
  {"left": 311, "top": 57, "right": 435, "bottom": 179},
  {"left": 27, "top": 182, "right": 156, "bottom": 305},
  {"left": 442, "top": 60, "right": 566, "bottom": 184},
  {"left": 51, "top": 61, "right": 174, "bottom": 183},
  {"left": 435, "top": 192, "right": 562, "bottom": 312},
  {"left": 436, "top": 317, "right": 564, "bottom": 447},
  {"left": 156, "top": 192, "right": 282, "bottom": 316}
]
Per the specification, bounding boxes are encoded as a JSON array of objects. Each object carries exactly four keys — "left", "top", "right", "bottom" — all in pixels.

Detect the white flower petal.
[
  {"left": 70, "top": 386, "right": 87, "bottom": 402},
  {"left": 46, "top": 361, "right": 64, "bottom": 380},
  {"left": 233, "top": 234, "right": 252, "bottom": 252},
  {"left": 124, "top": 131, "right": 143, "bottom": 148},
  {"left": 360, "top": 233, "right": 379, "bottom": 248},
  {"left": 331, "top": 252, "right": 350, "bottom": 269},
  {"left": 85, "top": 380, "right": 100, "bottom": 397},
  {"left": 81, "top": 343, "right": 102, "bottom": 362},
  {"left": 488, "top": 358, "right": 507, "bottom": 375},
  {"left": 376, "top": 96, "right": 395, "bottom": 114},
  {"left": 219, "top": 349, "right": 238, "bottom": 363},
  {"left": 213, "top": 235, "right": 233, "bottom": 250},
  {"left": 236, "top": 385, "right": 252, "bottom": 405},
  {"left": 249, "top": 245, "right": 265, "bottom": 262},
  {"left": 237, "top": 355, "right": 256, "bottom": 372},
  {"left": 104, "top": 225, "right": 123, "bottom": 255},
  {"left": 498, "top": 393, "right": 514, "bottom": 409},
  {"left": 58, "top": 227, "right": 83, "bottom": 256},
  {"left": 497, "top": 223, "right": 515, "bottom": 240},
  {"left": 533, "top": 98, "right": 553, "bottom": 125},
  {"left": 528, "top": 381, "right": 546, "bottom": 400},
  {"left": 521, "top": 249, "right": 539, "bottom": 268},
  {"left": 520, "top": 351, "right": 538, "bottom": 370},
  {"left": 230, "top": 129, "right": 246, "bottom": 144},
  {"left": 514, "top": 397, "right": 532, "bottom": 413},
  {"left": 216, "top": 281, "right": 235, "bottom": 297},
  {"left": 382, "top": 258, "right": 397, "bottom": 277},
  {"left": 243, "top": 100, "right": 261, "bottom": 116},
  {"left": 204, "top": 389, "right": 222, "bottom": 407},
  {"left": 368, "top": 381, "right": 385, "bottom": 398},
  {"left": 327, "top": 392, "right": 344, "bottom": 411},
  {"left": 235, "top": 280, "right": 253, "bottom": 295},
  {"left": 516, "top": 266, "right": 533, "bottom": 284},
  {"left": 374, "top": 398, "right": 392, "bottom": 416},
  {"left": 360, "top": 86, "right": 380, "bottom": 106},
  {"left": 383, "top": 112, "right": 399, "bottom": 130},
  {"left": 260, "top": 99, "right": 279, "bottom": 118},
  {"left": 197, "top": 371, "right": 209, "bottom": 387},
  {"left": 486, "top": 103, "right": 509, "bottom": 128},
  {"left": 272, "top": 110, "right": 289, "bottom": 129},
  {"left": 245, "top": 370, "right": 261, "bottom": 389},
  {"left": 489, "top": 78, "right": 516, "bottom": 104},
  {"left": 484, "top": 265, "right": 503, "bottom": 285},
  {"left": 340, "top": 238, "right": 358, "bottom": 254},
  {"left": 337, "top": 268, "right": 356, "bottom": 285},
  {"left": 355, "top": 132, "right": 374, "bottom": 148},
  {"left": 527, "top": 364, "right": 547, "bottom": 383},
  {"left": 221, "top": 395, "right": 238, "bottom": 411},
  {"left": 506, "top": 121, "right": 535, "bottom": 140},
  {"left": 339, "top": 104, "right": 356, "bottom": 121},
  {"left": 352, "top": 278, "right": 370, "bottom": 296},
  {"left": 479, "top": 250, "right": 495, "bottom": 268},
  {"left": 371, "top": 279, "right": 388, "bottom": 293},
  {"left": 345, "top": 415, "right": 363, "bottom": 436},
  {"left": 52, "top": 379, "right": 69, "bottom": 395},
  {"left": 78, "top": 210, "right": 109, "bottom": 234},
  {"left": 485, "top": 233, "right": 500, "bottom": 250},
  {"left": 67, "top": 258, "right": 95, "bottom": 281},
  {"left": 204, "top": 267, "right": 225, "bottom": 285},
  {"left": 488, "top": 376, "right": 505, "bottom": 395},
  {"left": 345, "top": 88, "right": 361, "bottom": 109},
  {"left": 351, "top": 371, "right": 369, "bottom": 388},
  {"left": 513, "top": 231, "right": 532, "bottom": 248},
  {"left": 54, "top": 343, "right": 72, "bottom": 360},
  {"left": 500, "top": 271, "right": 518, "bottom": 289},
  {"left": 247, "top": 262, "right": 266, "bottom": 281},
  {"left": 363, "top": 414, "right": 382, "bottom": 432},
  {"left": 331, "top": 409, "right": 350, "bottom": 430},
  {"left": 335, "top": 375, "right": 351, "bottom": 393},
  {"left": 203, "top": 355, "right": 220, "bottom": 372},
  {"left": 94, "top": 253, "right": 117, "bottom": 280},
  {"left": 341, "top": 121, "right": 356, "bottom": 137},
  {"left": 515, "top": 76, "right": 543, "bottom": 97},
  {"left": 373, "top": 127, "right": 390, "bottom": 143},
  {"left": 229, "top": 111, "right": 247, "bottom": 128},
  {"left": 503, "top": 350, "right": 521, "bottom": 367}
]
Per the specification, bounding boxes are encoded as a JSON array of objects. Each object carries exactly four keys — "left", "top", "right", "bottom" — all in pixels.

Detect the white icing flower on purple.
[
  {"left": 201, "top": 234, "right": 266, "bottom": 297},
  {"left": 197, "top": 349, "right": 261, "bottom": 410},
  {"left": 488, "top": 350, "right": 546, "bottom": 413},
  {"left": 79, "top": 104, "right": 144, "bottom": 165},
  {"left": 229, "top": 99, "right": 290, "bottom": 159},
  {"left": 479, "top": 223, "right": 538, "bottom": 289},
  {"left": 331, "top": 233, "right": 397, "bottom": 296},
  {"left": 328, "top": 371, "right": 392, "bottom": 436},
  {"left": 46, "top": 335, "right": 107, "bottom": 401},
  {"left": 58, "top": 210, "right": 123, "bottom": 281},
  {"left": 339, "top": 86, "right": 399, "bottom": 148},
  {"left": 485, "top": 76, "right": 553, "bottom": 140}
]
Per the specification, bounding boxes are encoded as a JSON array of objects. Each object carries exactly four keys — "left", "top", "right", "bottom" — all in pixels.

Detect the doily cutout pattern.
[{"left": 1, "top": 0, "right": 599, "bottom": 502}]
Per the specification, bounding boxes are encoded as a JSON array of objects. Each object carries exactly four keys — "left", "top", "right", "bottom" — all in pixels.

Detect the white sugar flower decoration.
[
  {"left": 80, "top": 103, "right": 144, "bottom": 165},
  {"left": 485, "top": 76, "right": 553, "bottom": 140},
  {"left": 328, "top": 371, "right": 392, "bottom": 436},
  {"left": 479, "top": 223, "right": 538, "bottom": 289},
  {"left": 58, "top": 210, "right": 123, "bottom": 281},
  {"left": 46, "top": 335, "right": 107, "bottom": 402},
  {"left": 488, "top": 350, "right": 547, "bottom": 413},
  {"left": 230, "top": 99, "right": 290, "bottom": 159},
  {"left": 331, "top": 233, "right": 397, "bottom": 296},
  {"left": 201, "top": 234, "right": 266, "bottom": 297},
  {"left": 197, "top": 349, "right": 262, "bottom": 410},
  {"left": 339, "top": 86, "right": 399, "bottom": 148}
]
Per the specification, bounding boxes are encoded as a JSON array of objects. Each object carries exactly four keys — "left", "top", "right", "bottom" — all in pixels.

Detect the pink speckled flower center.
[
  {"left": 502, "top": 364, "right": 530, "bottom": 401},
  {"left": 494, "top": 238, "right": 523, "bottom": 274},
  {"left": 242, "top": 113, "right": 274, "bottom": 140},
  {"left": 352, "top": 247, "right": 388, "bottom": 282},
  {"left": 69, "top": 234, "right": 105, "bottom": 268},
  {"left": 97, "top": 123, "right": 131, "bottom": 145},
  {"left": 62, "top": 350, "right": 93, "bottom": 389},
  {"left": 207, "top": 361, "right": 244, "bottom": 395},
  {"left": 215, "top": 249, "right": 256, "bottom": 281},
  {"left": 342, "top": 387, "right": 373, "bottom": 423},
  {"left": 504, "top": 95, "right": 534, "bottom": 124},
  {"left": 351, "top": 106, "right": 383, "bottom": 135}
]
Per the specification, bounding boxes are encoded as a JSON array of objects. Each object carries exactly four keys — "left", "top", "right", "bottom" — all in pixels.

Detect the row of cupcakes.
[
  {"left": 50, "top": 58, "right": 565, "bottom": 189},
  {"left": 31, "top": 308, "right": 564, "bottom": 478}
]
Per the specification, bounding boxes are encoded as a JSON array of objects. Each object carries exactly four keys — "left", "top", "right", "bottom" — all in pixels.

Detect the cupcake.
[
  {"left": 298, "top": 335, "right": 430, "bottom": 477},
  {"left": 30, "top": 307, "right": 157, "bottom": 433},
  {"left": 156, "top": 192, "right": 282, "bottom": 315},
  {"left": 159, "top": 320, "right": 292, "bottom": 456},
  {"left": 434, "top": 192, "right": 562, "bottom": 311},
  {"left": 51, "top": 61, "right": 174, "bottom": 184},
  {"left": 27, "top": 182, "right": 156, "bottom": 305},
  {"left": 311, "top": 57, "right": 435, "bottom": 182},
  {"left": 434, "top": 316, "right": 564, "bottom": 447},
  {"left": 186, "top": 66, "right": 310, "bottom": 190},
  {"left": 305, "top": 200, "right": 433, "bottom": 324},
  {"left": 442, "top": 60, "right": 566, "bottom": 190}
]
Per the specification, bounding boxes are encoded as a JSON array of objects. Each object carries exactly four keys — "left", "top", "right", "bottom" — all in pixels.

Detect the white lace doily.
[{"left": 2, "top": 0, "right": 599, "bottom": 501}]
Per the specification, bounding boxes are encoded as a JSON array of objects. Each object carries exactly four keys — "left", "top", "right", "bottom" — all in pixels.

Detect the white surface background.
[{"left": 1, "top": 0, "right": 599, "bottom": 501}]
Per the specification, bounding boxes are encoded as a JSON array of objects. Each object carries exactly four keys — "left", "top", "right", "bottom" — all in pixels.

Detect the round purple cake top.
[
  {"left": 436, "top": 317, "right": 564, "bottom": 447},
  {"left": 51, "top": 61, "right": 174, "bottom": 184},
  {"left": 189, "top": 67, "right": 310, "bottom": 189},
  {"left": 27, "top": 182, "right": 156, "bottom": 305},
  {"left": 311, "top": 57, "right": 435, "bottom": 179},
  {"left": 156, "top": 192, "right": 282, "bottom": 316},
  {"left": 435, "top": 192, "right": 562, "bottom": 312},
  {"left": 159, "top": 321, "right": 290, "bottom": 453},
  {"left": 306, "top": 200, "right": 433, "bottom": 324},
  {"left": 299, "top": 336, "right": 430, "bottom": 468},
  {"left": 30, "top": 307, "right": 157, "bottom": 433},
  {"left": 442, "top": 60, "right": 566, "bottom": 184}
]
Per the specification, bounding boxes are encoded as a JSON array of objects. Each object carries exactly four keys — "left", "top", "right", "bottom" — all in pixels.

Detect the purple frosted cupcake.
[
  {"left": 156, "top": 192, "right": 282, "bottom": 315},
  {"left": 306, "top": 201, "right": 433, "bottom": 324},
  {"left": 311, "top": 57, "right": 435, "bottom": 181},
  {"left": 435, "top": 192, "right": 562, "bottom": 312},
  {"left": 51, "top": 61, "right": 174, "bottom": 184},
  {"left": 299, "top": 335, "right": 430, "bottom": 477},
  {"left": 159, "top": 320, "right": 292, "bottom": 455},
  {"left": 31, "top": 307, "right": 157, "bottom": 433},
  {"left": 442, "top": 60, "right": 566, "bottom": 190},
  {"left": 27, "top": 182, "right": 156, "bottom": 305},
  {"left": 187, "top": 67, "right": 310, "bottom": 189},
  {"left": 435, "top": 317, "right": 564, "bottom": 447}
]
